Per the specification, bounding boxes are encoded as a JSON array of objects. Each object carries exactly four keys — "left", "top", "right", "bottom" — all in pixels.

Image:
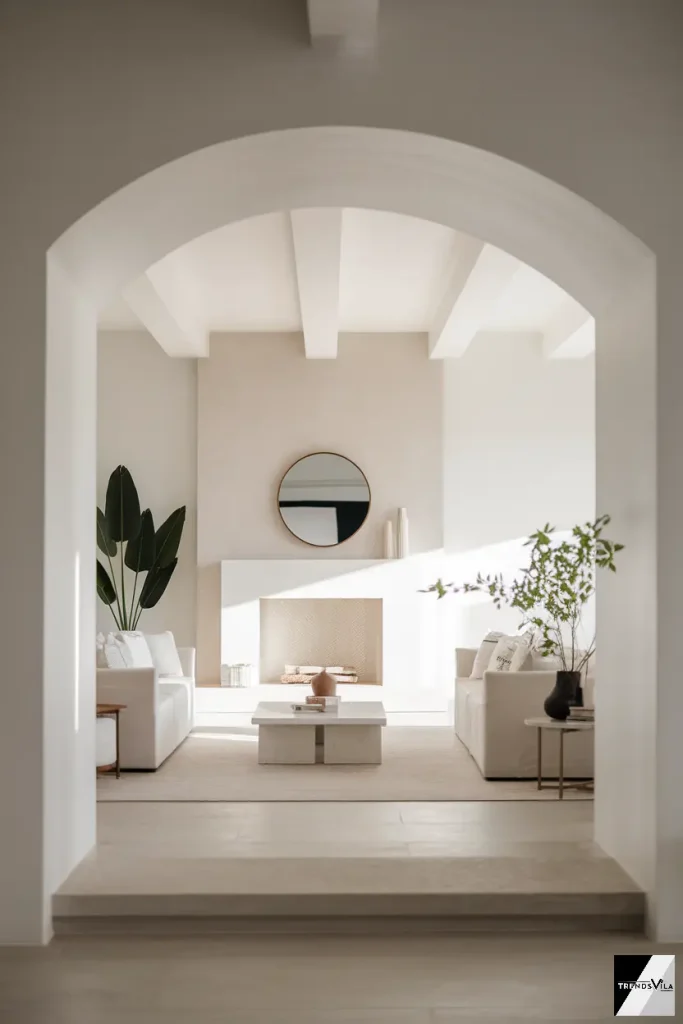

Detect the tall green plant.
[
  {"left": 96, "top": 465, "right": 186, "bottom": 630},
  {"left": 422, "top": 515, "right": 623, "bottom": 672}
]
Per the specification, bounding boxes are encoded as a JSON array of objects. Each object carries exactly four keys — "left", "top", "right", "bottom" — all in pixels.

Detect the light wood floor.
[{"left": 2, "top": 933, "right": 681, "bottom": 1021}]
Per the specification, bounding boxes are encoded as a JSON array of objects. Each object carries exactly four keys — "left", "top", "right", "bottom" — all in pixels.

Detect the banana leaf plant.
[{"left": 96, "top": 465, "right": 186, "bottom": 631}]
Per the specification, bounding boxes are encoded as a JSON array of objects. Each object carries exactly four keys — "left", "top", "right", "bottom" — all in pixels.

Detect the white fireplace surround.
[{"left": 217, "top": 557, "right": 450, "bottom": 712}]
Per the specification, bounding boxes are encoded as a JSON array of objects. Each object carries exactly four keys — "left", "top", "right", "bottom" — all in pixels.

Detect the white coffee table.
[{"left": 251, "top": 701, "right": 387, "bottom": 765}]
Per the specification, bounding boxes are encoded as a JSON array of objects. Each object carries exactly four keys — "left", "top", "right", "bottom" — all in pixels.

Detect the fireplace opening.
[{"left": 259, "top": 597, "right": 383, "bottom": 686}]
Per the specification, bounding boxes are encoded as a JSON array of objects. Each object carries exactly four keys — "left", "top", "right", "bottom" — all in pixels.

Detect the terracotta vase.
[{"left": 311, "top": 670, "right": 337, "bottom": 697}]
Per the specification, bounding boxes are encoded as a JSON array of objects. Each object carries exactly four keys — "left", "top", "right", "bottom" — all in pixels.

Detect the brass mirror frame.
[{"left": 276, "top": 451, "right": 372, "bottom": 548}]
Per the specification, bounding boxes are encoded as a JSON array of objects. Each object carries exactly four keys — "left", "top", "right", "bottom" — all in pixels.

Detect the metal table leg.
[
  {"left": 558, "top": 729, "right": 564, "bottom": 800},
  {"left": 537, "top": 727, "right": 542, "bottom": 790}
]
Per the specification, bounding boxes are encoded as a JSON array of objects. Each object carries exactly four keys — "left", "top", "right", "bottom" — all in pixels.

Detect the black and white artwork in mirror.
[{"left": 277, "top": 452, "right": 371, "bottom": 547}]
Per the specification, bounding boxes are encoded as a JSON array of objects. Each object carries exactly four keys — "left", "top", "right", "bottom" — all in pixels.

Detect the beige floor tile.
[
  {"left": 204, "top": 841, "right": 412, "bottom": 858},
  {"left": 406, "top": 839, "right": 607, "bottom": 859},
  {"left": 398, "top": 801, "right": 592, "bottom": 824}
]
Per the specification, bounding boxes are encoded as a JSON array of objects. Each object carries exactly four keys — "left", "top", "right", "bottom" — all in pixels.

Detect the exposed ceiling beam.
[
  {"left": 543, "top": 299, "right": 595, "bottom": 359},
  {"left": 429, "top": 242, "right": 520, "bottom": 359},
  {"left": 122, "top": 268, "right": 207, "bottom": 358},
  {"left": 306, "top": 0, "right": 380, "bottom": 55},
  {"left": 290, "top": 208, "right": 343, "bottom": 359}
]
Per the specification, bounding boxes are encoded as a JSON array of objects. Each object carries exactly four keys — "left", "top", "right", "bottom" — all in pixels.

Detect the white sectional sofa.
[
  {"left": 455, "top": 647, "right": 594, "bottom": 780},
  {"left": 96, "top": 632, "right": 195, "bottom": 770}
]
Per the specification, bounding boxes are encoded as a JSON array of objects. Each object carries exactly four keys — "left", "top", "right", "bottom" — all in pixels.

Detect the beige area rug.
[{"left": 98, "top": 727, "right": 592, "bottom": 802}]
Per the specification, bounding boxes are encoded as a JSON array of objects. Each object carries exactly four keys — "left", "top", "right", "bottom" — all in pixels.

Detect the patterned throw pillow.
[
  {"left": 487, "top": 635, "right": 519, "bottom": 672},
  {"left": 509, "top": 629, "right": 535, "bottom": 671},
  {"left": 469, "top": 631, "right": 506, "bottom": 678}
]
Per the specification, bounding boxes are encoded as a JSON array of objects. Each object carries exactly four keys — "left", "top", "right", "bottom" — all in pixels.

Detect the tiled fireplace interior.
[{"left": 259, "top": 598, "right": 383, "bottom": 685}]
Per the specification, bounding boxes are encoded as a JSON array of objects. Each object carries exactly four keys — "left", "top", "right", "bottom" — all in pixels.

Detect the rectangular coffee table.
[{"left": 251, "top": 701, "right": 387, "bottom": 765}]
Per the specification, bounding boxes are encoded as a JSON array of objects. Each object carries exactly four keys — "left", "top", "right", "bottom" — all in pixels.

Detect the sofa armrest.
[
  {"left": 456, "top": 648, "right": 477, "bottom": 679},
  {"left": 96, "top": 667, "right": 158, "bottom": 710},
  {"left": 177, "top": 647, "right": 196, "bottom": 681},
  {"left": 96, "top": 667, "right": 158, "bottom": 769},
  {"left": 478, "top": 669, "right": 594, "bottom": 778}
]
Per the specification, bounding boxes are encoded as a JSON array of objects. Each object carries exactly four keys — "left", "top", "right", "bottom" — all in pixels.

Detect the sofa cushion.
[
  {"left": 470, "top": 631, "right": 505, "bottom": 678},
  {"left": 145, "top": 630, "right": 184, "bottom": 677},
  {"left": 115, "top": 631, "right": 154, "bottom": 669}
]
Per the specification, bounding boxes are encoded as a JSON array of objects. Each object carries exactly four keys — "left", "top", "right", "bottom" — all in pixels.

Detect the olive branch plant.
[{"left": 422, "top": 515, "right": 623, "bottom": 674}]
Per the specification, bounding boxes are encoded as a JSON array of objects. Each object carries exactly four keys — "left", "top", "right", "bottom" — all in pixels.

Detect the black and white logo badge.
[{"left": 614, "top": 954, "right": 675, "bottom": 1016}]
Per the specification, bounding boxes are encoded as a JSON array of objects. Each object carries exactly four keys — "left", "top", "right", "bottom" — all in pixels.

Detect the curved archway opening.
[
  {"left": 46, "top": 126, "right": 658, "bottom": 938},
  {"left": 53, "top": 126, "right": 650, "bottom": 316}
]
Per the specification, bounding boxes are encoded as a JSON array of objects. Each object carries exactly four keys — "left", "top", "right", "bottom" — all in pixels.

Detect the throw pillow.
[
  {"left": 115, "top": 631, "right": 154, "bottom": 669},
  {"left": 487, "top": 635, "right": 519, "bottom": 672},
  {"left": 96, "top": 632, "right": 107, "bottom": 668},
  {"left": 509, "top": 630, "right": 535, "bottom": 671},
  {"left": 103, "top": 636, "right": 129, "bottom": 669},
  {"left": 145, "top": 631, "right": 184, "bottom": 677},
  {"left": 469, "top": 631, "right": 505, "bottom": 678}
]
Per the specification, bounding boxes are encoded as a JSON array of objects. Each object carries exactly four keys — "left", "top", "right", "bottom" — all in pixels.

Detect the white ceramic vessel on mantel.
[{"left": 397, "top": 508, "right": 409, "bottom": 558}]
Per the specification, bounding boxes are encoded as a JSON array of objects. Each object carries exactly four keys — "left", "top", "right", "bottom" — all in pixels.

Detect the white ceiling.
[{"left": 99, "top": 208, "right": 593, "bottom": 358}]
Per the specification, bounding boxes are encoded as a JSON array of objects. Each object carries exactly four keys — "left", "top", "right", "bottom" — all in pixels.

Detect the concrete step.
[{"left": 52, "top": 854, "right": 645, "bottom": 935}]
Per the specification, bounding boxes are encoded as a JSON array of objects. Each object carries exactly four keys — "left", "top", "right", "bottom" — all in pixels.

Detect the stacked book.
[
  {"left": 290, "top": 696, "right": 340, "bottom": 715},
  {"left": 568, "top": 706, "right": 594, "bottom": 722}
]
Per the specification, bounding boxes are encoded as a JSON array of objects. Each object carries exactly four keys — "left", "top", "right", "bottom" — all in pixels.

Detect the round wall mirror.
[{"left": 277, "top": 452, "right": 371, "bottom": 547}]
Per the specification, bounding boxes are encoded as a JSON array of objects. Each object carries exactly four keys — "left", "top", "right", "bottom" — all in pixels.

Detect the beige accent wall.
[
  {"left": 197, "top": 332, "right": 443, "bottom": 683},
  {"left": 97, "top": 331, "right": 198, "bottom": 646}
]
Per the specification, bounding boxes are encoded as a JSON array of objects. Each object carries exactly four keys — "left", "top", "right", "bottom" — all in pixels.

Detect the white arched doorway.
[{"left": 42, "top": 127, "right": 659, "bottom": 940}]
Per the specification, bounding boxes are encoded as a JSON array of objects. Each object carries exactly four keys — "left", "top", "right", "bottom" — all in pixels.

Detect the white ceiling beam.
[
  {"left": 543, "top": 299, "right": 595, "bottom": 359},
  {"left": 306, "top": 0, "right": 380, "bottom": 55},
  {"left": 290, "top": 208, "right": 343, "bottom": 359},
  {"left": 429, "top": 242, "right": 520, "bottom": 359},
  {"left": 122, "top": 270, "right": 207, "bottom": 358}
]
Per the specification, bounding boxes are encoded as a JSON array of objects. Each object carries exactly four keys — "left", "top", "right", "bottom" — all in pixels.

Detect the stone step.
[{"left": 53, "top": 854, "right": 644, "bottom": 935}]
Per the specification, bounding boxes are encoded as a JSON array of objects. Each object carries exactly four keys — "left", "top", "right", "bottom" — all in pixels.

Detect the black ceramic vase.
[{"left": 544, "top": 670, "right": 582, "bottom": 720}]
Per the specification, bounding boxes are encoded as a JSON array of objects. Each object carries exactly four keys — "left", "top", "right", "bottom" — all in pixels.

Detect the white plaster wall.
[
  {"left": 1, "top": 0, "right": 681, "bottom": 942},
  {"left": 442, "top": 333, "right": 597, "bottom": 674},
  {"left": 444, "top": 333, "right": 595, "bottom": 552},
  {"left": 42, "top": 255, "right": 98, "bottom": 943},
  {"left": 595, "top": 265, "right": 658, "bottom": 932},
  {"left": 655, "top": 251, "right": 683, "bottom": 941},
  {"left": 197, "top": 333, "right": 443, "bottom": 682},
  {"left": 97, "top": 331, "right": 197, "bottom": 646}
]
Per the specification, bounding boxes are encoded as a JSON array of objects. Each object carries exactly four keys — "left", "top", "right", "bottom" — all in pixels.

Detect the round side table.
[
  {"left": 524, "top": 716, "right": 594, "bottom": 799},
  {"left": 96, "top": 703, "right": 127, "bottom": 778}
]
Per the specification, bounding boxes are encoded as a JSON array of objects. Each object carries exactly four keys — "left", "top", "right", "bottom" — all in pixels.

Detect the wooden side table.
[
  {"left": 96, "top": 703, "right": 126, "bottom": 778},
  {"left": 524, "top": 716, "right": 594, "bottom": 799}
]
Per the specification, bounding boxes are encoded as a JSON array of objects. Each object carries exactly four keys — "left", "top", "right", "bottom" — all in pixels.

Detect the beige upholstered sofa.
[
  {"left": 455, "top": 647, "right": 594, "bottom": 780},
  {"left": 97, "top": 640, "right": 195, "bottom": 770}
]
